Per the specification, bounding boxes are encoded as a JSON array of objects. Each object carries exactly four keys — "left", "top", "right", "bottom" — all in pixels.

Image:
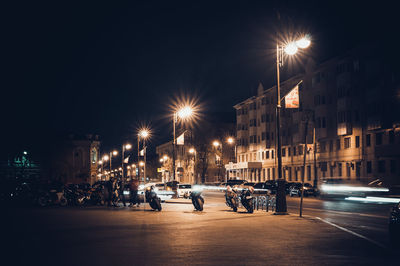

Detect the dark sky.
[{"left": 2, "top": 1, "right": 396, "bottom": 157}]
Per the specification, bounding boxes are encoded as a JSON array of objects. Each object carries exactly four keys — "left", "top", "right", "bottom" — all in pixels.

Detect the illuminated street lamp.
[
  {"left": 212, "top": 140, "right": 224, "bottom": 183},
  {"left": 121, "top": 143, "right": 132, "bottom": 183},
  {"left": 275, "top": 34, "right": 311, "bottom": 215},
  {"left": 172, "top": 105, "right": 194, "bottom": 182},
  {"left": 138, "top": 129, "right": 150, "bottom": 184},
  {"left": 226, "top": 137, "right": 237, "bottom": 163},
  {"left": 108, "top": 150, "right": 118, "bottom": 179}
]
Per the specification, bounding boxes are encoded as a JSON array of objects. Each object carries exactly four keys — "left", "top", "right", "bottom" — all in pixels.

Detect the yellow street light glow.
[
  {"left": 177, "top": 106, "right": 193, "bottom": 119},
  {"left": 160, "top": 158, "right": 164, "bottom": 162},
  {"left": 139, "top": 161, "right": 145, "bottom": 166},
  {"left": 131, "top": 164, "right": 136, "bottom": 168},
  {"left": 125, "top": 144, "right": 132, "bottom": 150},
  {"left": 296, "top": 36, "right": 311, "bottom": 49},
  {"left": 118, "top": 167, "right": 122, "bottom": 171},
  {"left": 98, "top": 160, "right": 103, "bottom": 165},
  {"left": 227, "top": 137, "right": 234, "bottom": 144},
  {"left": 213, "top": 141, "right": 220, "bottom": 147},
  {"left": 112, "top": 150, "right": 118, "bottom": 156},
  {"left": 127, "top": 166, "right": 131, "bottom": 169},
  {"left": 284, "top": 42, "right": 298, "bottom": 55},
  {"left": 189, "top": 148, "right": 195, "bottom": 154},
  {"left": 102, "top": 155, "right": 109, "bottom": 161},
  {"left": 163, "top": 155, "right": 168, "bottom": 160}
]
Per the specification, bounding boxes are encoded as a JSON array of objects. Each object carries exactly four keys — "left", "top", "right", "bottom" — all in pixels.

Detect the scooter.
[
  {"left": 145, "top": 186, "right": 162, "bottom": 211},
  {"left": 240, "top": 187, "right": 254, "bottom": 213},
  {"left": 190, "top": 190, "right": 204, "bottom": 211}
]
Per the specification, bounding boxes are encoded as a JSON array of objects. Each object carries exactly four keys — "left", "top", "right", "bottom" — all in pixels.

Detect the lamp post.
[
  {"left": 212, "top": 140, "right": 224, "bottom": 183},
  {"left": 188, "top": 148, "right": 196, "bottom": 184},
  {"left": 98, "top": 160, "right": 103, "bottom": 181},
  {"left": 102, "top": 155, "right": 109, "bottom": 179},
  {"left": 172, "top": 106, "right": 193, "bottom": 182},
  {"left": 109, "top": 151, "right": 118, "bottom": 179},
  {"left": 139, "top": 129, "right": 149, "bottom": 184},
  {"left": 275, "top": 35, "right": 311, "bottom": 215},
  {"left": 121, "top": 143, "right": 131, "bottom": 182}
]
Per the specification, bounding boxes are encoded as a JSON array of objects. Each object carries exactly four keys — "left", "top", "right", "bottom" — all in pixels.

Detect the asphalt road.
[
  {"left": 203, "top": 190, "right": 393, "bottom": 248},
  {"left": 5, "top": 191, "right": 397, "bottom": 265}
]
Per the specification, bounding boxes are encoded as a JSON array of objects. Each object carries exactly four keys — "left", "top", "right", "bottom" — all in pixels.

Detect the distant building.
[
  {"left": 0, "top": 151, "right": 41, "bottom": 182},
  {"left": 48, "top": 134, "right": 101, "bottom": 185},
  {"left": 156, "top": 123, "right": 235, "bottom": 184},
  {"left": 227, "top": 44, "right": 400, "bottom": 186}
]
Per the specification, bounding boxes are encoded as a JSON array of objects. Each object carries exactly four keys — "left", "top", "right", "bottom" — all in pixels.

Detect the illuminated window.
[{"left": 344, "top": 137, "right": 351, "bottom": 149}]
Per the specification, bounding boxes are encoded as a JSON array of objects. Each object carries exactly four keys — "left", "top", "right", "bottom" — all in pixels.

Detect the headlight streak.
[
  {"left": 320, "top": 184, "right": 389, "bottom": 193},
  {"left": 345, "top": 196, "right": 400, "bottom": 204}
]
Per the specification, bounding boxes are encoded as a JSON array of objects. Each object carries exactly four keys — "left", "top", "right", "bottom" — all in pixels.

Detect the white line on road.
[
  {"left": 314, "top": 216, "right": 387, "bottom": 249},
  {"left": 300, "top": 207, "right": 387, "bottom": 219}
]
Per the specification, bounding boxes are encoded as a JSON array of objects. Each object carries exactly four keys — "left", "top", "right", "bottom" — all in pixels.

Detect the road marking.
[
  {"left": 314, "top": 216, "right": 387, "bottom": 249},
  {"left": 300, "top": 207, "right": 387, "bottom": 219}
]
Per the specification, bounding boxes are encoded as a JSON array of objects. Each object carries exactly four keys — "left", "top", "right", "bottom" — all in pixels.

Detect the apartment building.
[{"left": 226, "top": 44, "right": 400, "bottom": 186}]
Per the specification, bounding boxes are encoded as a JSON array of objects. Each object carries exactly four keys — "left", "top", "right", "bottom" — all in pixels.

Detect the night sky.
[{"left": 2, "top": 1, "right": 396, "bottom": 158}]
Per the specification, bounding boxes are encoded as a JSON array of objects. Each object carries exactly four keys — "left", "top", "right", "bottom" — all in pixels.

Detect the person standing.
[
  {"left": 105, "top": 178, "right": 113, "bottom": 207},
  {"left": 118, "top": 179, "right": 126, "bottom": 207},
  {"left": 129, "top": 178, "right": 139, "bottom": 206}
]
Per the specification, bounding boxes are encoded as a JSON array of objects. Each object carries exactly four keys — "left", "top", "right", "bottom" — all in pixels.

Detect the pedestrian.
[
  {"left": 105, "top": 178, "right": 114, "bottom": 207},
  {"left": 129, "top": 178, "right": 139, "bottom": 207},
  {"left": 118, "top": 179, "right": 126, "bottom": 207}
]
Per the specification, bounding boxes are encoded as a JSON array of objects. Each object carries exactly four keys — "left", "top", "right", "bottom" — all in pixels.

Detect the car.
[
  {"left": 389, "top": 202, "right": 400, "bottom": 247},
  {"left": 289, "top": 183, "right": 317, "bottom": 197},
  {"left": 285, "top": 182, "right": 296, "bottom": 194},
  {"left": 226, "top": 179, "right": 247, "bottom": 187},
  {"left": 253, "top": 182, "right": 271, "bottom": 195},
  {"left": 240, "top": 182, "right": 256, "bottom": 189},
  {"left": 177, "top": 184, "right": 192, "bottom": 198},
  {"left": 135, "top": 183, "right": 174, "bottom": 202},
  {"left": 264, "top": 180, "right": 277, "bottom": 194}
]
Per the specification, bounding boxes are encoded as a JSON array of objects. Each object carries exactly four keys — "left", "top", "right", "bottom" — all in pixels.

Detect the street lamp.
[
  {"left": 212, "top": 140, "right": 224, "bottom": 183},
  {"left": 121, "top": 143, "right": 132, "bottom": 183},
  {"left": 188, "top": 147, "right": 196, "bottom": 184},
  {"left": 138, "top": 129, "right": 150, "bottom": 184},
  {"left": 108, "top": 151, "right": 118, "bottom": 180},
  {"left": 275, "top": 34, "right": 311, "bottom": 215},
  {"left": 226, "top": 137, "right": 236, "bottom": 163},
  {"left": 172, "top": 105, "right": 194, "bottom": 182}
]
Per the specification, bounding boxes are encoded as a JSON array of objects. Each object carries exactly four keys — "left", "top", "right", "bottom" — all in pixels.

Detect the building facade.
[
  {"left": 49, "top": 134, "right": 101, "bottom": 185},
  {"left": 227, "top": 44, "right": 400, "bottom": 186}
]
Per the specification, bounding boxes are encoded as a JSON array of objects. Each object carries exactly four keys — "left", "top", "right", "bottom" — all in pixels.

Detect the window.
[
  {"left": 367, "top": 161, "right": 372, "bottom": 173},
  {"left": 282, "top": 148, "right": 286, "bottom": 157},
  {"left": 293, "top": 146, "right": 297, "bottom": 156},
  {"left": 378, "top": 160, "right": 386, "bottom": 173},
  {"left": 344, "top": 137, "right": 351, "bottom": 149},
  {"left": 366, "top": 134, "right": 371, "bottom": 146},
  {"left": 262, "top": 132, "right": 266, "bottom": 140},
  {"left": 298, "top": 146, "right": 303, "bottom": 155},
  {"left": 336, "top": 139, "right": 341, "bottom": 150},
  {"left": 307, "top": 165, "right": 311, "bottom": 181},
  {"left": 267, "top": 168, "right": 271, "bottom": 179},
  {"left": 338, "top": 163, "right": 342, "bottom": 177},
  {"left": 389, "top": 131, "right": 395, "bottom": 144},
  {"left": 329, "top": 140, "right": 333, "bottom": 152},
  {"left": 288, "top": 147, "right": 291, "bottom": 156},
  {"left": 271, "top": 150, "right": 274, "bottom": 159},
  {"left": 262, "top": 152, "right": 264, "bottom": 160},
  {"left": 355, "top": 136, "right": 360, "bottom": 148},
  {"left": 266, "top": 150, "right": 269, "bottom": 159},
  {"left": 320, "top": 141, "right": 326, "bottom": 153},
  {"left": 376, "top": 133, "right": 383, "bottom": 145},
  {"left": 390, "top": 160, "right": 396, "bottom": 174}
]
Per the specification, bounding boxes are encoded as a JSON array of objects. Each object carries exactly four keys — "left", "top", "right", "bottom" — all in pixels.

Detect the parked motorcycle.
[
  {"left": 145, "top": 185, "right": 162, "bottom": 211},
  {"left": 225, "top": 185, "right": 239, "bottom": 212},
  {"left": 64, "top": 186, "right": 86, "bottom": 206},
  {"left": 190, "top": 190, "right": 204, "bottom": 211},
  {"left": 38, "top": 188, "right": 67, "bottom": 207},
  {"left": 240, "top": 186, "right": 255, "bottom": 213}
]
